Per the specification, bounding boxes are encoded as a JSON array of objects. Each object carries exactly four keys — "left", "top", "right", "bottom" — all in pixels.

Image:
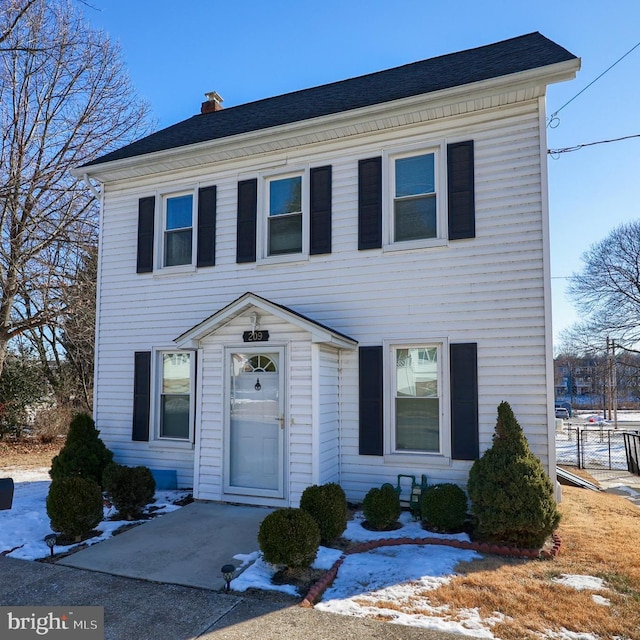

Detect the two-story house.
[{"left": 75, "top": 32, "right": 579, "bottom": 507}]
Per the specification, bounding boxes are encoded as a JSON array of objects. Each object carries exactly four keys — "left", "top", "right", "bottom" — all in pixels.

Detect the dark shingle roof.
[{"left": 85, "top": 32, "right": 576, "bottom": 167}]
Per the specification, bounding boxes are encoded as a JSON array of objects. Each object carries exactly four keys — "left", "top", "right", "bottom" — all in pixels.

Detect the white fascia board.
[
  {"left": 73, "top": 58, "right": 580, "bottom": 184},
  {"left": 174, "top": 292, "right": 357, "bottom": 350}
]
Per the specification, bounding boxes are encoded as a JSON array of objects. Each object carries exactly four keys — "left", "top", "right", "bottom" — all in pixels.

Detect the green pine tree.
[
  {"left": 467, "top": 401, "right": 560, "bottom": 548},
  {"left": 50, "top": 413, "right": 113, "bottom": 488}
]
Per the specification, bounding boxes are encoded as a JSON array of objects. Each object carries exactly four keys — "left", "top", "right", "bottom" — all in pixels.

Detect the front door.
[{"left": 224, "top": 348, "right": 285, "bottom": 499}]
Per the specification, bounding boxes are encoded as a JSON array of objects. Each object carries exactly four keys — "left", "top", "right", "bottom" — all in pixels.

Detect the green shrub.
[
  {"left": 258, "top": 508, "right": 320, "bottom": 568},
  {"left": 46, "top": 476, "right": 103, "bottom": 542},
  {"left": 50, "top": 413, "right": 113, "bottom": 488},
  {"left": 362, "top": 484, "right": 401, "bottom": 530},
  {"left": 102, "top": 463, "right": 156, "bottom": 520},
  {"left": 467, "top": 401, "right": 561, "bottom": 548},
  {"left": 420, "top": 483, "right": 468, "bottom": 532},
  {"left": 300, "top": 483, "right": 348, "bottom": 545}
]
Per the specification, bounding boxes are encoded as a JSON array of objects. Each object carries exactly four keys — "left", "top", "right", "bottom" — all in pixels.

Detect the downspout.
[
  {"left": 83, "top": 173, "right": 102, "bottom": 200},
  {"left": 82, "top": 172, "right": 103, "bottom": 427}
]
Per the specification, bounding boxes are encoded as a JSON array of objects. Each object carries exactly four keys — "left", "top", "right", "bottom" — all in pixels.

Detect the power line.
[
  {"left": 548, "top": 133, "right": 640, "bottom": 156},
  {"left": 547, "top": 39, "right": 640, "bottom": 128}
]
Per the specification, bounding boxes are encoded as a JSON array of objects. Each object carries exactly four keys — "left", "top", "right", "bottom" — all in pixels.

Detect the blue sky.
[{"left": 83, "top": 0, "right": 640, "bottom": 346}]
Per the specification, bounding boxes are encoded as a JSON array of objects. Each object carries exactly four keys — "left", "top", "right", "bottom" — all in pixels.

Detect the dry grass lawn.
[
  {"left": 364, "top": 486, "right": 640, "bottom": 639},
  {"left": 0, "top": 438, "right": 62, "bottom": 470}
]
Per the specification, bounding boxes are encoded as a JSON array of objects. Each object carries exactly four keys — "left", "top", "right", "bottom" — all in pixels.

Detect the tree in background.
[
  {"left": 568, "top": 220, "right": 640, "bottom": 348},
  {"left": 0, "top": 0, "right": 152, "bottom": 382}
]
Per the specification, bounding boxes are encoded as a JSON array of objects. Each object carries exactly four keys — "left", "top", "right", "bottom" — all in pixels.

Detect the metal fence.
[
  {"left": 624, "top": 432, "right": 640, "bottom": 475},
  {"left": 556, "top": 426, "right": 635, "bottom": 470}
]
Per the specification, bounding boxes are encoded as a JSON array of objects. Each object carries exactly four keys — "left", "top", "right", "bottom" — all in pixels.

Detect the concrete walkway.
[{"left": 57, "top": 502, "right": 272, "bottom": 590}]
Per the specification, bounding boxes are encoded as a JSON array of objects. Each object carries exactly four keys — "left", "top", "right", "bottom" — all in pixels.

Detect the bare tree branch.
[{"left": 0, "top": 0, "right": 154, "bottom": 378}]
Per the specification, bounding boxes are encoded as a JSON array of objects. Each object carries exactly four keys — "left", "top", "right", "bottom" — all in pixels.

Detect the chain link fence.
[{"left": 556, "top": 426, "right": 636, "bottom": 470}]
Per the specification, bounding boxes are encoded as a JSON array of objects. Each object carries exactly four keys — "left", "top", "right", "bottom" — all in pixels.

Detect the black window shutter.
[
  {"left": 196, "top": 185, "right": 216, "bottom": 267},
  {"left": 132, "top": 351, "right": 151, "bottom": 442},
  {"left": 236, "top": 179, "right": 257, "bottom": 263},
  {"left": 310, "top": 165, "right": 332, "bottom": 255},
  {"left": 359, "top": 346, "right": 384, "bottom": 456},
  {"left": 450, "top": 343, "right": 479, "bottom": 460},
  {"left": 358, "top": 157, "right": 382, "bottom": 250},
  {"left": 447, "top": 140, "right": 475, "bottom": 240},
  {"left": 136, "top": 196, "right": 155, "bottom": 273}
]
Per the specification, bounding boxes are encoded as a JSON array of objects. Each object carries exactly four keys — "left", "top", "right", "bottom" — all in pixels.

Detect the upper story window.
[
  {"left": 388, "top": 147, "right": 443, "bottom": 247},
  {"left": 267, "top": 175, "right": 303, "bottom": 256},
  {"left": 393, "top": 153, "right": 436, "bottom": 242},
  {"left": 163, "top": 193, "right": 194, "bottom": 267}
]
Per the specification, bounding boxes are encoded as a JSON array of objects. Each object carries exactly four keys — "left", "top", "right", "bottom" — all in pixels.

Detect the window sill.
[
  {"left": 148, "top": 440, "right": 194, "bottom": 451},
  {"left": 383, "top": 451, "right": 452, "bottom": 468},
  {"left": 383, "top": 238, "right": 448, "bottom": 253},
  {"left": 152, "top": 264, "right": 197, "bottom": 278},
  {"left": 257, "top": 254, "right": 309, "bottom": 268}
]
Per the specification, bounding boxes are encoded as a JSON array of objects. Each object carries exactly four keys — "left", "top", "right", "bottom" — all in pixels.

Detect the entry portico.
[{"left": 175, "top": 292, "right": 357, "bottom": 507}]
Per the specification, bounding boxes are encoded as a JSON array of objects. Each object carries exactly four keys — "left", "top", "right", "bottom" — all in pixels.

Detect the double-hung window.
[
  {"left": 393, "top": 151, "right": 437, "bottom": 242},
  {"left": 158, "top": 351, "right": 193, "bottom": 440},
  {"left": 394, "top": 345, "right": 441, "bottom": 453},
  {"left": 164, "top": 193, "right": 194, "bottom": 267},
  {"left": 267, "top": 174, "right": 303, "bottom": 256}
]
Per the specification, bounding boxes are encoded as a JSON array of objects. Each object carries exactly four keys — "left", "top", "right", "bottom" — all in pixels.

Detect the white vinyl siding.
[{"left": 94, "top": 97, "right": 552, "bottom": 502}]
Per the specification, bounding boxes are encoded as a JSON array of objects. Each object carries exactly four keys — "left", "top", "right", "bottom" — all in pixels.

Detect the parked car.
[{"left": 555, "top": 407, "right": 570, "bottom": 420}]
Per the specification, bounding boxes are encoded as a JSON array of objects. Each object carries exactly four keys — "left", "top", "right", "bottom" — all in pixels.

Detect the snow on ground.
[
  {"left": 0, "top": 467, "right": 190, "bottom": 560},
  {"left": 1, "top": 464, "right": 633, "bottom": 637}
]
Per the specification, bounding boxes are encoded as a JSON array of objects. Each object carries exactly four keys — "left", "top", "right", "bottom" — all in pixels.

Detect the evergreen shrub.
[
  {"left": 300, "top": 482, "right": 348, "bottom": 544},
  {"left": 102, "top": 463, "right": 156, "bottom": 520},
  {"left": 46, "top": 476, "right": 103, "bottom": 542},
  {"left": 467, "top": 401, "right": 561, "bottom": 548},
  {"left": 49, "top": 413, "right": 113, "bottom": 488},
  {"left": 362, "top": 484, "right": 401, "bottom": 530},
  {"left": 420, "top": 483, "right": 468, "bottom": 532},
  {"left": 258, "top": 508, "right": 320, "bottom": 568}
]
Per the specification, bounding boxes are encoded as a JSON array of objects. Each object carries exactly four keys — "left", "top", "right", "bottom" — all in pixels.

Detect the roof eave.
[{"left": 72, "top": 57, "right": 580, "bottom": 184}]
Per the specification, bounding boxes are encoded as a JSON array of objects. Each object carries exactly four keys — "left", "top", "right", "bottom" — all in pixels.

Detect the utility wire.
[
  {"left": 548, "top": 133, "right": 640, "bottom": 156},
  {"left": 547, "top": 39, "right": 640, "bottom": 128}
]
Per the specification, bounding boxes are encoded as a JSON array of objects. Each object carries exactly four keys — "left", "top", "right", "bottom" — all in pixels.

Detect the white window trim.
[
  {"left": 149, "top": 347, "right": 196, "bottom": 446},
  {"left": 155, "top": 186, "right": 198, "bottom": 273},
  {"left": 383, "top": 338, "right": 451, "bottom": 464},
  {"left": 257, "top": 167, "right": 309, "bottom": 265},
  {"left": 382, "top": 142, "right": 448, "bottom": 252}
]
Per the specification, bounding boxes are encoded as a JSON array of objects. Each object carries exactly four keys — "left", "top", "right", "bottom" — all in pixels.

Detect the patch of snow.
[
  {"left": 591, "top": 594, "right": 611, "bottom": 606},
  {"left": 345, "top": 510, "right": 470, "bottom": 542},
  {"left": 552, "top": 575, "right": 607, "bottom": 591},
  {"left": 0, "top": 471, "right": 190, "bottom": 560},
  {"left": 543, "top": 629, "right": 600, "bottom": 640}
]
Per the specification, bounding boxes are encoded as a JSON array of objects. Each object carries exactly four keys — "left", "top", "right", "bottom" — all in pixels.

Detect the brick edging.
[{"left": 300, "top": 533, "right": 562, "bottom": 608}]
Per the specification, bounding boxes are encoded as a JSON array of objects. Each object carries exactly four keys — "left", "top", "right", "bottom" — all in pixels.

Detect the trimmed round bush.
[
  {"left": 421, "top": 483, "right": 468, "bottom": 532},
  {"left": 258, "top": 508, "right": 320, "bottom": 568},
  {"left": 468, "top": 401, "right": 561, "bottom": 548},
  {"left": 50, "top": 413, "right": 113, "bottom": 488},
  {"left": 362, "top": 484, "right": 401, "bottom": 530},
  {"left": 46, "top": 476, "right": 103, "bottom": 542},
  {"left": 102, "top": 463, "right": 156, "bottom": 520},
  {"left": 300, "top": 483, "right": 347, "bottom": 545}
]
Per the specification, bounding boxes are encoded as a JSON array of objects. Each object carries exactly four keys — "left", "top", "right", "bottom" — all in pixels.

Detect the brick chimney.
[{"left": 201, "top": 91, "right": 224, "bottom": 114}]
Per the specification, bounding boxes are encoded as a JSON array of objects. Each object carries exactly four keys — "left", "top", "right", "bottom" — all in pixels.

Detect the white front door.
[{"left": 224, "top": 348, "right": 285, "bottom": 499}]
